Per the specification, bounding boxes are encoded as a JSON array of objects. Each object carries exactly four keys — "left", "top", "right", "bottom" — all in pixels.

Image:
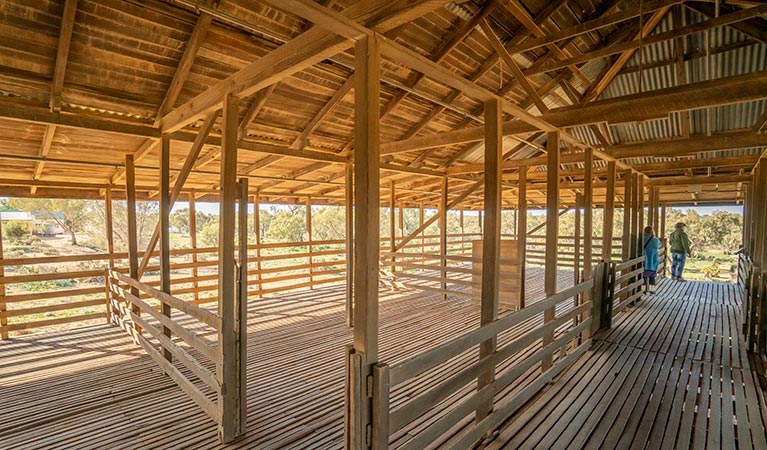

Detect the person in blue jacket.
[{"left": 642, "top": 226, "right": 661, "bottom": 294}]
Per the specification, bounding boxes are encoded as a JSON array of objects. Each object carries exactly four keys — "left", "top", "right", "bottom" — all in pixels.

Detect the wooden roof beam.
[
  {"left": 382, "top": 71, "right": 767, "bottom": 154},
  {"left": 158, "top": 0, "right": 450, "bottom": 133},
  {"left": 686, "top": 1, "right": 767, "bottom": 44},
  {"left": 582, "top": 6, "right": 672, "bottom": 102},
  {"left": 49, "top": 0, "right": 78, "bottom": 112},
  {"left": 507, "top": 0, "right": 683, "bottom": 55},
  {"left": 155, "top": 5, "right": 216, "bottom": 122},
  {"left": 503, "top": 0, "right": 589, "bottom": 84},
  {"left": 479, "top": 18, "right": 547, "bottom": 113},
  {"left": 30, "top": 125, "right": 57, "bottom": 195},
  {"left": 609, "top": 131, "right": 767, "bottom": 158},
  {"left": 526, "top": 4, "right": 767, "bottom": 76}
]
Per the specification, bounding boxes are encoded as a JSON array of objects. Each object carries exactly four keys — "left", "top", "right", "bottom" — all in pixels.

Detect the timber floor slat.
[
  {"left": 486, "top": 279, "right": 767, "bottom": 450},
  {"left": 0, "top": 268, "right": 572, "bottom": 450}
]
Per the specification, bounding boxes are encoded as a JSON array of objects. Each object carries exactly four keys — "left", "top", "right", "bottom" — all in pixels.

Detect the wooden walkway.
[
  {"left": 0, "top": 268, "right": 571, "bottom": 450},
  {"left": 486, "top": 279, "right": 767, "bottom": 450}
]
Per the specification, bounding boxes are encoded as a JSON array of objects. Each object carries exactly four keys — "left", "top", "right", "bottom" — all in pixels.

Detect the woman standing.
[{"left": 642, "top": 226, "right": 661, "bottom": 294}]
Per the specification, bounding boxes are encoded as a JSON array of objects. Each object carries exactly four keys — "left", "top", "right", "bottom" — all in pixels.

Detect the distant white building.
[{"left": 0, "top": 209, "right": 63, "bottom": 235}]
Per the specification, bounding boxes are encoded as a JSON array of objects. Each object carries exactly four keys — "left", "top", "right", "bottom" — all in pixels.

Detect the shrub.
[
  {"left": 701, "top": 263, "right": 720, "bottom": 280},
  {"left": 3, "top": 220, "right": 30, "bottom": 239}
]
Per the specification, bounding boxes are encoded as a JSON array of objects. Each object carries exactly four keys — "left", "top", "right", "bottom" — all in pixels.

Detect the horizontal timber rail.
[
  {"left": 107, "top": 269, "right": 223, "bottom": 424},
  {"left": 0, "top": 232, "right": 629, "bottom": 337},
  {"left": 367, "top": 279, "right": 595, "bottom": 449}
]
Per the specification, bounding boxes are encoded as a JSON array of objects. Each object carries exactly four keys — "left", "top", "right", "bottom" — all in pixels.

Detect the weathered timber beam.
[
  {"left": 647, "top": 174, "right": 752, "bottom": 186},
  {"left": 609, "top": 131, "right": 767, "bottom": 158},
  {"left": 155, "top": 8, "right": 216, "bottom": 121},
  {"left": 632, "top": 155, "right": 761, "bottom": 172},
  {"left": 686, "top": 1, "right": 767, "bottom": 44},
  {"left": 0, "top": 102, "right": 160, "bottom": 138},
  {"left": 158, "top": 0, "right": 449, "bottom": 133},
  {"left": 49, "top": 0, "right": 78, "bottom": 112},
  {"left": 526, "top": 4, "right": 767, "bottom": 75},
  {"left": 506, "top": 0, "right": 682, "bottom": 55},
  {"left": 382, "top": 71, "right": 767, "bottom": 154}
]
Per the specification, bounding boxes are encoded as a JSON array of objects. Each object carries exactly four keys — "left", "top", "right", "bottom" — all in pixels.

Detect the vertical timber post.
[
  {"left": 189, "top": 191, "right": 200, "bottom": 303},
  {"left": 517, "top": 166, "right": 527, "bottom": 308},
  {"left": 583, "top": 148, "right": 593, "bottom": 280},
  {"left": 476, "top": 98, "right": 502, "bottom": 422},
  {"left": 603, "top": 161, "right": 616, "bottom": 261},
  {"left": 440, "top": 178, "right": 448, "bottom": 300},
  {"left": 389, "top": 181, "right": 396, "bottom": 287},
  {"left": 253, "top": 192, "right": 262, "bottom": 298},
  {"left": 543, "top": 131, "right": 560, "bottom": 371},
  {"left": 574, "top": 193, "right": 582, "bottom": 287},
  {"left": 126, "top": 154, "right": 140, "bottom": 339},
  {"left": 218, "top": 94, "right": 244, "bottom": 442},
  {"left": 160, "top": 135, "right": 172, "bottom": 362},
  {"left": 307, "top": 197, "right": 313, "bottom": 289},
  {"left": 237, "top": 177, "right": 249, "bottom": 433},
  {"left": 622, "top": 169, "right": 633, "bottom": 262},
  {"left": 105, "top": 186, "right": 115, "bottom": 323},
  {"left": 345, "top": 164, "right": 353, "bottom": 327},
  {"left": 347, "top": 34, "right": 380, "bottom": 450},
  {"left": 0, "top": 218, "right": 6, "bottom": 340}
]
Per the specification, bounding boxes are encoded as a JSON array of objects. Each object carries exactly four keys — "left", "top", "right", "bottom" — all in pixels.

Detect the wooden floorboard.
[
  {"left": 487, "top": 279, "right": 767, "bottom": 450},
  {"left": 0, "top": 268, "right": 571, "bottom": 449}
]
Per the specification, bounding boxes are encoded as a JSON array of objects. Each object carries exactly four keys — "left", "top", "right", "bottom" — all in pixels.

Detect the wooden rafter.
[
  {"left": 30, "top": 125, "right": 57, "bottom": 194},
  {"left": 382, "top": 71, "right": 767, "bottom": 155},
  {"left": 528, "top": 4, "right": 767, "bottom": 76},
  {"left": 504, "top": 0, "right": 590, "bottom": 84},
  {"left": 582, "top": 6, "right": 672, "bottom": 102},
  {"left": 158, "top": 0, "right": 449, "bottom": 133},
  {"left": 49, "top": 0, "right": 78, "bottom": 112}
]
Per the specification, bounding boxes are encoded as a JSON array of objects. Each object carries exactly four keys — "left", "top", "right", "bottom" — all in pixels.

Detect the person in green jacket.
[{"left": 669, "top": 222, "right": 692, "bottom": 281}]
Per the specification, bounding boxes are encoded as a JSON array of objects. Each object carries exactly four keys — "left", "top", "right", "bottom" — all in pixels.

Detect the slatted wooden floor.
[
  {"left": 486, "top": 279, "right": 767, "bottom": 450},
  {"left": 0, "top": 268, "right": 572, "bottom": 450}
]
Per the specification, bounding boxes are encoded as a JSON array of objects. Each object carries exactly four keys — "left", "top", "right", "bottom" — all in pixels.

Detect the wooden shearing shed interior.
[{"left": 1, "top": 0, "right": 767, "bottom": 448}]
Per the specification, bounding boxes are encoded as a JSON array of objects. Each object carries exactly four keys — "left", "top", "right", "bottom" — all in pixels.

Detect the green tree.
[
  {"left": 9, "top": 198, "right": 89, "bottom": 245},
  {"left": 265, "top": 209, "right": 306, "bottom": 243},
  {"left": 3, "top": 220, "right": 30, "bottom": 240},
  {"left": 312, "top": 206, "right": 346, "bottom": 241},
  {"left": 89, "top": 200, "right": 159, "bottom": 251}
]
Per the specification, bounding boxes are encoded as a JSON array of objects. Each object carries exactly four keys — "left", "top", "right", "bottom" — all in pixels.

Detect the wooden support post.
[
  {"left": 398, "top": 201, "right": 404, "bottom": 248},
  {"left": 622, "top": 169, "right": 633, "bottom": 261},
  {"left": 104, "top": 186, "right": 115, "bottom": 324},
  {"left": 574, "top": 193, "right": 582, "bottom": 286},
  {"left": 253, "top": 192, "right": 262, "bottom": 298},
  {"left": 517, "top": 166, "right": 527, "bottom": 307},
  {"left": 126, "top": 154, "right": 140, "bottom": 339},
  {"left": 160, "top": 135, "right": 172, "bottom": 362},
  {"left": 636, "top": 175, "right": 644, "bottom": 257},
  {"left": 237, "top": 177, "right": 249, "bottom": 432},
  {"left": 440, "top": 178, "right": 448, "bottom": 300},
  {"left": 307, "top": 197, "right": 313, "bottom": 289},
  {"left": 602, "top": 161, "right": 616, "bottom": 261},
  {"left": 0, "top": 219, "right": 6, "bottom": 340},
  {"left": 348, "top": 34, "right": 380, "bottom": 450},
  {"left": 218, "top": 94, "right": 244, "bottom": 443},
  {"left": 583, "top": 148, "right": 593, "bottom": 279},
  {"left": 105, "top": 187, "right": 115, "bottom": 269},
  {"left": 345, "top": 165, "right": 353, "bottom": 327},
  {"left": 419, "top": 203, "right": 425, "bottom": 255},
  {"left": 543, "top": 130, "right": 560, "bottom": 372},
  {"left": 389, "top": 181, "right": 396, "bottom": 286},
  {"left": 660, "top": 201, "right": 667, "bottom": 277},
  {"left": 477, "top": 98, "right": 502, "bottom": 422},
  {"left": 189, "top": 191, "right": 200, "bottom": 303}
]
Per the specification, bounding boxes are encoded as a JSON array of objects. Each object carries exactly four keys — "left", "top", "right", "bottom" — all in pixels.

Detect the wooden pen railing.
[
  {"left": 366, "top": 280, "right": 595, "bottom": 450},
  {"left": 107, "top": 270, "right": 225, "bottom": 422}
]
